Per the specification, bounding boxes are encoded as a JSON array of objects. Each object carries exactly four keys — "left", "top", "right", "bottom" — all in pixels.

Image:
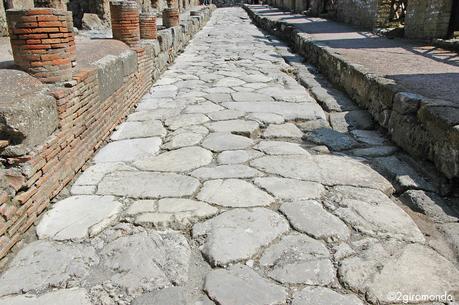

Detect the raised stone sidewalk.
[{"left": 0, "top": 7, "right": 458, "bottom": 305}]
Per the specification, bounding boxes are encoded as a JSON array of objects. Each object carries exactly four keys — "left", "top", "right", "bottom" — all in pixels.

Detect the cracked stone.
[
  {"left": 0, "top": 288, "right": 92, "bottom": 305},
  {"left": 205, "top": 120, "right": 260, "bottom": 137},
  {"left": 97, "top": 171, "right": 200, "bottom": 198},
  {"left": 192, "top": 208, "right": 289, "bottom": 266},
  {"left": 165, "top": 114, "right": 210, "bottom": 130},
  {"left": 202, "top": 133, "right": 254, "bottom": 152},
  {"left": 197, "top": 179, "right": 274, "bottom": 207},
  {"left": 111, "top": 120, "right": 166, "bottom": 140},
  {"left": 0, "top": 241, "right": 98, "bottom": 296},
  {"left": 191, "top": 164, "right": 263, "bottom": 179},
  {"left": 254, "top": 140, "right": 310, "bottom": 155},
  {"left": 162, "top": 132, "right": 204, "bottom": 149},
  {"left": 204, "top": 265, "right": 287, "bottom": 305},
  {"left": 134, "top": 146, "right": 213, "bottom": 172},
  {"left": 217, "top": 149, "right": 264, "bottom": 164},
  {"left": 251, "top": 154, "right": 394, "bottom": 194},
  {"left": 94, "top": 138, "right": 162, "bottom": 163},
  {"left": 36, "top": 195, "right": 122, "bottom": 241},
  {"left": 73, "top": 162, "right": 134, "bottom": 186},
  {"left": 292, "top": 286, "right": 364, "bottom": 305},
  {"left": 281, "top": 200, "right": 350, "bottom": 241},
  {"left": 254, "top": 177, "right": 325, "bottom": 200},
  {"left": 263, "top": 123, "right": 303, "bottom": 138}
]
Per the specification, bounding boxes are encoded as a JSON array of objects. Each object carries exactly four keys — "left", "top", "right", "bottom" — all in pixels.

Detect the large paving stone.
[
  {"left": 165, "top": 113, "right": 210, "bottom": 130},
  {"left": 205, "top": 120, "right": 260, "bottom": 137},
  {"left": 254, "top": 140, "right": 310, "bottom": 155},
  {"left": 197, "top": 179, "right": 274, "bottom": 207},
  {"left": 132, "top": 287, "right": 187, "bottom": 305},
  {"left": 254, "top": 177, "right": 325, "bottom": 200},
  {"left": 329, "top": 110, "right": 374, "bottom": 132},
  {"left": 327, "top": 186, "right": 425, "bottom": 243},
  {"left": 222, "top": 101, "right": 326, "bottom": 120},
  {"left": 207, "top": 109, "right": 245, "bottom": 121},
  {"left": 204, "top": 265, "right": 287, "bottom": 305},
  {"left": 0, "top": 241, "right": 98, "bottom": 296},
  {"left": 0, "top": 289, "right": 92, "bottom": 305},
  {"left": 250, "top": 155, "right": 394, "bottom": 194},
  {"left": 111, "top": 120, "right": 167, "bottom": 140},
  {"left": 292, "top": 287, "right": 364, "bottom": 305},
  {"left": 73, "top": 162, "right": 134, "bottom": 186},
  {"left": 134, "top": 146, "right": 213, "bottom": 172},
  {"left": 36, "top": 195, "right": 122, "bottom": 241},
  {"left": 127, "top": 108, "right": 182, "bottom": 121},
  {"left": 281, "top": 200, "right": 350, "bottom": 241},
  {"left": 260, "top": 234, "right": 334, "bottom": 285},
  {"left": 98, "top": 229, "right": 191, "bottom": 296},
  {"left": 162, "top": 132, "right": 205, "bottom": 149},
  {"left": 201, "top": 132, "right": 254, "bottom": 152},
  {"left": 97, "top": 171, "right": 200, "bottom": 198},
  {"left": 185, "top": 101, "right": 224, "bottom": 114},
  {"left": 190, "top": 164, "right": 263, "bottom": 179},
  {"left": 263, "top": 123, "right": 303, "bottom": 139},
  {"left": 192, "top": 208, "right": 289, "bottom": 266},
  {"left": 232, "top": 92, "right": 274, "bottom": 103},
  {"left": 217, "top": 149, "right": 264, "bottom": 164},
  {"left": 247, "top": 112, "right": 285, "bottom": 124},
  {"left": 304, "top": 128, "right": 359, "bottom": 151},
  {"left": 94, "top": 138, "right": 162, "bottom": 163},
  {"left": 339, "top": 241, "right": 459, "bottom": 304}
]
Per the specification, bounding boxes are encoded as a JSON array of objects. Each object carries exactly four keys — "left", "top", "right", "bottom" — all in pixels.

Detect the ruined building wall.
[
  {"left": 336, "top": 0, "right": 380, "bottom": 28},
  {"left": 405, "top": 0, "right": 453, "bottom": 39}
]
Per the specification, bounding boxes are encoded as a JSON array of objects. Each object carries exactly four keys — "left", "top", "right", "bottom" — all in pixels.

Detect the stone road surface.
[{"left": 1, "top": 7, "right": 459, "bottom": 305}]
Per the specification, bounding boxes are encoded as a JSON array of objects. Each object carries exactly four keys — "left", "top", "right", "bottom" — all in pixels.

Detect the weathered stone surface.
[
  {"left": 0, "top": 241, "right": 98, "bottom": 296},
  {"left": 204, "top": 265, "right": 287, "bottom": 305},
  {"left": 260, "top": 234, "right": 334, "bottom": 285},
  {"left": 328, "top": 186, "right": 424, "bottom": 242},
  {"left": 254, "top": 140, "right": 310, "bottom": 155},
  {"left": 192, "top": 208, "right": 289, "bottom": 266},
  {"left": 133, "top": 198, "right": 218, "bottom": 229},
  {"left": 132, "top": 287, "right": 187, "bottom": 305},
  {"left": 37, "top": 195, "right": 122, "bottom": 241},
  {"left": 329, "top": 110, "right": 374, "bottom": 132},
  {"left": 74, "top": 162, "right": 135, "bottom": 186},
  {"left": 185, "top": 101, "right": 224, "bottom": 114},
  {"left": 111, "top": 121, "right": 167, "bottom": 140},
  {"left": 439, "top": 222, "right": 459, "bottom": 260},
  {"left": 134, "top": 146, "right": 213, "bottom": 172},
  {"left": 251, "top": 155, "right": 394, "bottom": 193},
  {"left": 128, "top": 108, "right": 182, "bottom": 121},
  {"left": 263, "top": 123, "right": 303, "bottom": 138},
  {"left": 297, "top": 119, "right": 330, "bottom": 132},
  {"left": 98, "top": 230, "right": 191, "bottom": 296},
  {"left": 217, "top": 149, "right": 264, "bottom": 164},
  {"left": 197, "top": 179, "right": 274, "bottom": 207},
  {"left": 281, "top": 201, "right": 350, "bottom": 241},
  {"left": 304, "top": 128, "right": 359, "bottom": 151},
  {"left": 205, "top": 120, "right": 260, "bottom": 137},
  {"left": 254, "top": 177, "right": 325, "bottom": 200},
  {"left": 350, "top": 130, "right": 387, "bottom": 146},
  {"left": 97, "top": 171, "right": 200, "bottom": 198},
  {"left": 247, "top": 112, "right": 285, "bottom": 124},
  {"left": 216, "top": 77, "right": 245, "bottom": 87},
  {"left": 202, "top": 133, "right": 254, "bottom": 151},
  {"left": 94, "top": 138, "right": 162, "bottom": 163},
  {"left": 207, "top": 109, "right": 245, "bottom": 121},
  {"left": 339, "top": 241, "right": 459, "bottom": 304},
  {"left": 349, "top": 146, "right": 398, "bottom": 157},
  {"left": 0, "top": 289, "right": 92, "bottom": 305},
  {"left": 232, "top": 92, "right": 274, "bottom": 103},
  {"left": 165, "top": 114, "right": 210, "bottom": 130},
  {"left": 191, "top": 164, "right": 263, "bottom": 179},
  {"left": 292, "top": 286, "right": 364, "bottom": 305}
]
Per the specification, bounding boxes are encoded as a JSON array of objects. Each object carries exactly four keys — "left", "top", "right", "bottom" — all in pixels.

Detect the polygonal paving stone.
[
  {"left": 192, "top": 208, "right": 289, "bottom": 266},
  {"left": 111, "top": 120, "right": 166, "bottom": 140},
  {"left": 250, "top": 155, "right": 394, "bottom": 194},
  {"left": 37, "top": 195, "right": 122, "bottom": 241},
  {"left": 263, "top": 123, "right": 303, "bottom": 138},
  {"left": 292, "top": 287, "right": 364, "bottom": 305},
  {"left": 184, "top": 101, "right": 224, "bottom": 114},
  {"left": 350, "top": 130, "right": 386, "bottom": 146},
  {"left": 197, "top": 179, "right": 274, "bottom": 207},
  {"left": 254, "top": 140, "right": 310, "bottom": 155},
  {"left": 215, "top": 77, "right": 245, "bottom": 87},
  {"left": 97, "top": 171, "right": 200, "bottom": 198},
  {"left": 134, "top": 146, "right": 213, "bottom": 172},
  {"left": 132, "top": 287, "right": 187, "bottom": 305},
  {"left": 191, "top": 164, "right": 263, "bottom": 179},
  {"left": 204, "top": 265, "right": 287, "bottom": 305},
  {"left": 217, "top": 149, "right": 264, "bottom": 164},
  {"left": 94, "top": 138, "right": 162, "bottom": 163},
  {"left": 254, "top": 177, "right": 325, "bottom": 201},
  {"left": 202, "top": 133, "right": 254, "bottom": 152},
  {"left": 327, "top": 186, "right": 425, "bottom": 243},
  {"left": 247, "top": 112, "right": 285, "bottom": 124},
  {"left": 165, "top": 113, "right": 210, "bottom": 130},
  {"left": 98, "top": 229, "right": 190, "bottom": 296},
  {"left": 280, "top": 201, "right": 350, "bottom": 242},
  {"left": 73, "top": 162, "right": 135, "bottom": 186},
  {"left": 231, "top": 92, "right": 274, "bottom": 103},
  {"left": 127, "top": 108, "right": 182, "bottom": 122},
  {"left": 205, "top": 120, "right": 260, "bottom": 137},
  {"left": 207, "top": 109, "right": 245, "bottom": 121},
  {"left": 304, "top": 128, "right": 359, "bottom": 151},
  {"left": 0, "top": 289, "right": 92, "bottom": 305},
  {"left": 329, "top": 110, "right": 374, "bottom": 132},
  {"left": 0, "top": 241, "right": 98, "bottom": 296},
  {"left": 260, "top": 234, "right": 335, "bottom": 285},
  {"left": 133, "top": 198, "right": 218, "bottom": 229},
  {"left": 162, "top": 132, "right": 204, "bottom": 149}
]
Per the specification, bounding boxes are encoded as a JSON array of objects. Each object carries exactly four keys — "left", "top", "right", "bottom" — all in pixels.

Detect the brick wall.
[
  {"left": 405, "top": 0, "right": 453, "bottom": 39},
  {"left": 0, "top": 5, "right": 215, "bottom": 260}
]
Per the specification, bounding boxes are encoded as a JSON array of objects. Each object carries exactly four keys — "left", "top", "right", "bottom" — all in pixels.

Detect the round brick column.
[
  {"left": 139, "top": 12, "right": 157, "bottom": 40},
  {"left": 110, "top": 0, "right": 140, "bottom": 48},
  {"left": 163, "top": 8, "right": 179, "bottom": 28},
  {"left": 6, "top": 8, "right": 73, "bottom": 84}
]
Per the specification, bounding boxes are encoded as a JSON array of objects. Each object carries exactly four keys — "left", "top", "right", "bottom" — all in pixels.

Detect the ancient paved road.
[{"left": 0, "top": 7, "right": 458, "bottom": 305}]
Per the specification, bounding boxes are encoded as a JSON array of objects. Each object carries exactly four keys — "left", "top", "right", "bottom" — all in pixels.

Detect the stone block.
[{"left": 95, "top": 55, "right": 124, "bottom": 101}]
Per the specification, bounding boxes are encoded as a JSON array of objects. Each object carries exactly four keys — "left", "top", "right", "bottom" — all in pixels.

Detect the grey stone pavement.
[{"left": 1, "top": 7, "right": 459, "bottom": 305}]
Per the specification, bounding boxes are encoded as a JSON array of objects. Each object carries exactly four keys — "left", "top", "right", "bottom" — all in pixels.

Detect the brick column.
[
  {"left": 139, "top": 11, "right": 157, "bottom": 39},
  {"left": 6, "top": 8, "right": 73, "bottom": 84},
  {"left": 163, "top": 8, "right": 179, "bottom": 28},
  {"left": 110, "top": 0, "right": 141, "bottom": 47}
]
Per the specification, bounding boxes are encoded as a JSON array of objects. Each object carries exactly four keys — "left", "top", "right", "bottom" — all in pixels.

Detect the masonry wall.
[
  {"left": 0, "top": 6, "right": 214, "bottom": 260},
  {"left": 336, "top": 0, "right": 390, "bottom": 29},
  {"left": 405, "top": 0, "right": 453, "bottom": 39}
]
